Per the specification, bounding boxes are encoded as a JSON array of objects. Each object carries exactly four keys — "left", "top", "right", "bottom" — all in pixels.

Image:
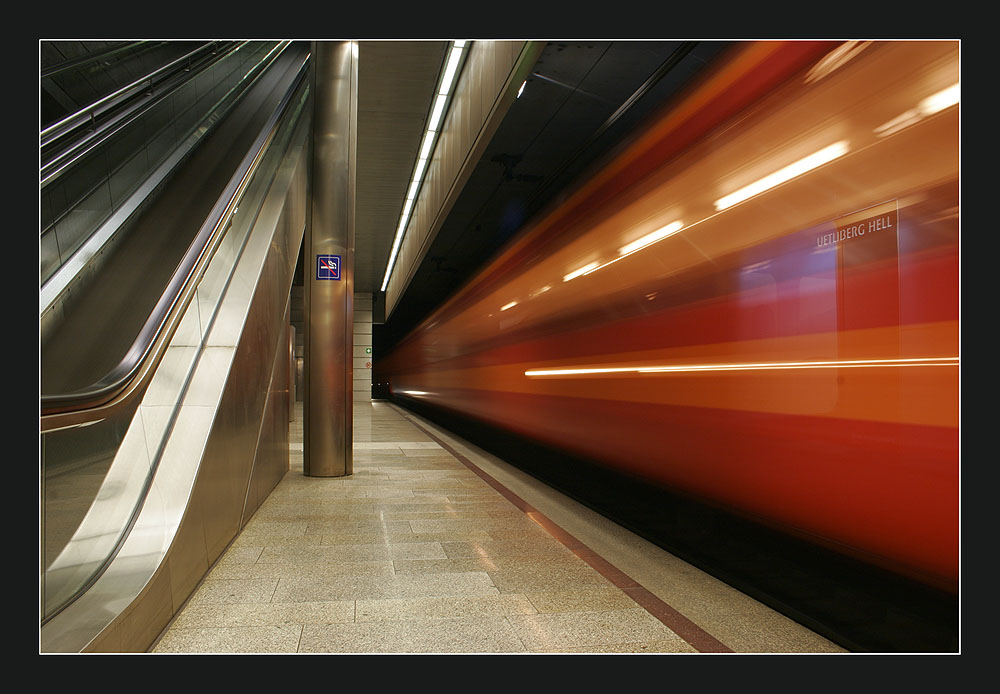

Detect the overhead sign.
[{"left": 316, "top": 255, "right": 341, "bottom": 280}]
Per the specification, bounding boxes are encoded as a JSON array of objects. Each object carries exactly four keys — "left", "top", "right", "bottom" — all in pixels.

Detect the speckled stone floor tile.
[
  {"left": 506, "top": 609, "right": 681, "bottom": 651},
  {"left": 543, "top": 639, "right": 700, "bottom": 654},
  {"left": 524, "top": 588, "right": 643, "bottom": 613},
  {"left": 297, "top": 617, "right": 527, "bottom": 653},
  {"left": 257, "top": 542, "right": 448, "bottom": 563},
  {"left": 152, "top": 624, "right": 302, "bottom": 653},
  {"left": 355, "top": 594, "right": 538, "bottom": 622},
  {"left": 271, "top": 571, "right": 500, "bottom": 603},
  {"left": 186, "top": 578, "right": 280, "bottom": 606},
  {"left": 170, "top": 601, "right": 355, "bottom": 628},
  {"left": 150, "top": 400, "right": 843, "bottom": 654},
  {"left": 207, "top": 559, "right": 396, "bottom": 581}
]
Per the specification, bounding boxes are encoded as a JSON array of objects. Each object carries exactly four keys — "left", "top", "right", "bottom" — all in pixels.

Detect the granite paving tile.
[
  {"left": 186, "top": 578, "right": 279, "bottom": 606},
  {"left": 206, "top": 559, "right": 396, "bottom": 581},
  {"left": 407, "top": 517, "right": 547, "bottom": 534},
  {"left": 440, "top": 538, "right": 576, "bottom": 559},
  {"left": 355, "top": 594, "right": 537, "bottom": 622},
  {"left": 238, "top": 520, "right": 309, "bottom": 535},
  {"left": 152, "top": 625, "right": 303, "bottom": 653},
  {"left": 230, "top": 533, "right": 327, "bottom": 548},
  {"left": 169, "top": 601, "right": 355, "bottom": 628},
  {"left": 257, "top": 542, "right": 447, "bottom": 564},
  {"left": 213, "top": 546, "right": 264, "bottom": 565},
  {"left": 524, "top": 588, "right": 644, "bottom": 613},
  {"left": 392, "top": 553, "right": 594, "bottom": 576},
  {"left": 542, "top": 639, "right": 700, "bottom": 654},
  {"left": 506, "top": 608, "right": 681, "bottom": 651},
  {"left": 487, "top": 564, "right": 615, "bottom": 593},
  {"left": 271, "top": 571, "right": 500, "bottom": 602},
  {"left": 319, "top": 530, "right": 496, "bottom": 545},
  {"left": 154, "top": 401, "right": 717, "bottom": 654},
  {"left": 298, "top": 617, "right": 527, "bottom": 653},
  {"left": 303, "top": 519, "right": 414, "bottom": 534}
]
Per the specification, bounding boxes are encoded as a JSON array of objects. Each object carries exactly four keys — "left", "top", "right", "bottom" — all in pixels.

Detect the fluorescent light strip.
[
  {"left": 412, "top": 158, "right": 428, "bottom": 185},
  {"left": 921, "top": 83, "right": 959, "bottom": 116},
  {"left": 563, "top": 261, "right": 599, "bottom": 283},
  {"left": 381, "top": 40, "right": 468, "bottom": 292},
  {"left": 440, "top": 45, "right": 464, "bottom": 92},
  {"left": 406, "top": 177, "right": 421, "bottom": 201},
  {"left": 500, "top": 301, "right": 518, "bottom": 311},
  {"left": 804, "top": 41, "right": 871, "bottom": 84},
  {"left": 714, "top": 141, "right": 849, "bottom": 211},
  {"left": 419, "top": 132, "right": 435, "bottom": 160},
  {"left": 525, "top": 357, "right": 958, "bottom": 377},
  {"left": 428, "top": 94, "right": 447, "bottom": 132},
  {"left": 874, "top": 110, "right": 921, "bottom": 138},
  {"left": 619, "top": 221, "right": 684, "bottom": 255},
  {"left": 575, "top": 220, "right": 685, "bottom": 279},
  {"left": 875, "top": 83, "right": 959, "bottom": 139}
]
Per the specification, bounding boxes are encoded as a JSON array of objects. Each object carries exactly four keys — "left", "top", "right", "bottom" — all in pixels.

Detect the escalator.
[
  {"left": 42, "top": 42, "right": 306, "bottom": 397},
  {"left": 41, "top": 41, "right": 211, "bottom": 131},
  {"left": 40, "top": 40, "right": 316, "bottom": 652}
]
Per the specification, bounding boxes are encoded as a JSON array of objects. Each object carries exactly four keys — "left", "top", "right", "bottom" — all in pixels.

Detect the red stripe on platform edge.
[{"left": 395, "top": 405, "right": 733, "bottom": 654}]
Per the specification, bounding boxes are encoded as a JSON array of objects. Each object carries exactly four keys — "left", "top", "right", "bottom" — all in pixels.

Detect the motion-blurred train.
[{"left": 380, "top": 41, "right": 959, "bottom": 592}]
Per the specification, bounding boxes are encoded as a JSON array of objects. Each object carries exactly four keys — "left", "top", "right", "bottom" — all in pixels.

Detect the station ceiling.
[{"left": 358, "top": 40, "right": 733, "bottom": 352}]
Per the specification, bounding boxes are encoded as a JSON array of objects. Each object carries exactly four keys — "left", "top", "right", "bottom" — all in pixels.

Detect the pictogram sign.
[{"left": 316, "top": 255, "right": 341, "bottom": 280}]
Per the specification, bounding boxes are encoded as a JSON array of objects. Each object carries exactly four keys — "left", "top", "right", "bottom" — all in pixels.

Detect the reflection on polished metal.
[
  {"left": 304, "top": 41, "right": 357, "bottom": 477},
  {"left": 40, "top": 56, "right": 312, "bottom": 650}
]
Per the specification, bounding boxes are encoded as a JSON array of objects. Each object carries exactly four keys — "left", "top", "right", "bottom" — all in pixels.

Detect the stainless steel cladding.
[
  {"left": 303, "top": 41, "right": 358, "bottom": 477},
  {"left": 381, "top": 41, "right": 960, "bottom": 593},
  {"left": 41, "top": 48, "right": 312, "bottom": 652}
]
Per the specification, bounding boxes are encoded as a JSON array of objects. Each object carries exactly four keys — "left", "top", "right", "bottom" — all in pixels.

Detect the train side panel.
[{"left": 382, "top": 41, "right": 959, "bottom": 591}]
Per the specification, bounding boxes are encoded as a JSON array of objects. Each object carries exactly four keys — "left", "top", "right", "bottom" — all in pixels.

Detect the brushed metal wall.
[
  {"left": 303, "top": 41, "right": 357, "bottom": 477},
  {"left": 41, "top": 88, "right": 312, "bottom": 653}
]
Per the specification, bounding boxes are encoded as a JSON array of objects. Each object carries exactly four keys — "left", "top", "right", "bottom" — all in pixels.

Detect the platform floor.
[{"left": 151, "top": 400, "right": 845, "bottom": 654}]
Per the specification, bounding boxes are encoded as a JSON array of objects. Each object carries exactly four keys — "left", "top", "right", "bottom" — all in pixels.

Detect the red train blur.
[{"left": 381, "top": 41, "right": 959, "bottom": 592}]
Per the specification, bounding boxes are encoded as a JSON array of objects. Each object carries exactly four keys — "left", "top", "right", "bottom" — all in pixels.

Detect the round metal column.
[{"left": 303, "top": 41, "right": 357, "bottom": 477}]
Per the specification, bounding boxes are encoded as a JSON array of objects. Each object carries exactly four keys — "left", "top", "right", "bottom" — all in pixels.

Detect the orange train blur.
[{"left": 381, "top": 41, "right": 960, "bottom": 591}]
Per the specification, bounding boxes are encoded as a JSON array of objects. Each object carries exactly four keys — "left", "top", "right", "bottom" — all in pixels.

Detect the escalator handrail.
[
  {"left": 40, "top": 43, "right": 308, "bottom": 429},
  {"left": 42, "top": 40, "right": 151, "bottom": 79},
  {"left": 40, "top": 41, "right": 244, "bottom": 186},
  {"left": 41, "top": 41, "right": 226, "bottom": 152}
]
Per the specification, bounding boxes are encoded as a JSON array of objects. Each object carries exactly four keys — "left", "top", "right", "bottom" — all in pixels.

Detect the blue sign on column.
[{"left": 316, "top": 254, "right": 341, "bottom": 280}]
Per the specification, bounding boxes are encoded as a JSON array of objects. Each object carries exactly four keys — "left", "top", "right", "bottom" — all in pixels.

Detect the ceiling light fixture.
[{"left": 381, "top": 40, "right": 469, "bottom": 292}]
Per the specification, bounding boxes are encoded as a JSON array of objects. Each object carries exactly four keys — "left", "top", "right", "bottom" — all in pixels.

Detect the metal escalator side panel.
[{"left": 40, "top": 46, "right": 312, "bottom": 636}]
